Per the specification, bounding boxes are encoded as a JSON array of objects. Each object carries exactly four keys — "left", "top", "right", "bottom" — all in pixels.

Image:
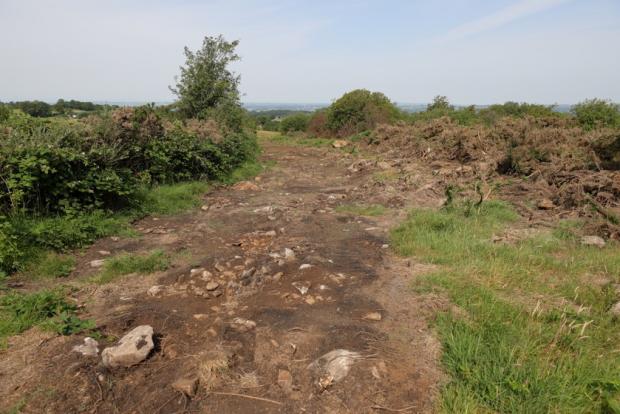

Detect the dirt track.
[{"left": 0, "top": 140, "right": 444, "bottom": 413}]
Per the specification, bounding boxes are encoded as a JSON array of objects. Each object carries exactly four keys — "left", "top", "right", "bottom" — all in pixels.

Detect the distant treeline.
[
  {"left": 251, "top": 92, "right": 620, "bottom": 135},
  {"left": 0, "top": 99, "right": 118, "bottom": 117}
]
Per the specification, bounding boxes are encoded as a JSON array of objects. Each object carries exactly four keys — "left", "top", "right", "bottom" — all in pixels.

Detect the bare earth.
[{"left": 0, "top": 140, "right": 446, "bottom": 413}]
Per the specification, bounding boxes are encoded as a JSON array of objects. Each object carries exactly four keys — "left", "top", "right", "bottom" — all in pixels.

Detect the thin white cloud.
[{"left": 440, "top": 0, "right": 573, "bottom": 41}]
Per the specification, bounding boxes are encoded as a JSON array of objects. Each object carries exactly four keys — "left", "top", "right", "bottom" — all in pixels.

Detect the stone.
[
  {"left": 205, "top": 281, "right": 220, "bottom": 291},
  {"left": 98, "top": 250, "right": 111, "bottom": 256},
  {"left": 283, "top": 248, "right": 296, "bottom": 261},
  {"left": 147, "top": 285, "right": 166, "bottom": 297},
  {"left": 332, "top": 140, "right": 349, "bottom": 148},
  {"left": 72, "top": 337, "right": 99, "bottom": 357},
  {"left": 201, "top": 205, "right": 209, "bottom": 211},
  {"left": 110, "top": 236, "right": 120, "bottom": 242},
  {"left": 377, "top": 161, "right": 391, "bottom": 170},
  {"left": 231, "top": 318, "right": 256, "bottom": 332},
  {"left": 363, "top": 312, "right": 382, "bottom": 321},
  {"left": 292, "top": 281, "right": 311, "bottom": 295},
  {"left": 101, "top": 325, "right": 154, "bottom": 368},
  {"left": 308, "top": 349, "right": 362, "bottom": 389},
  {"left": 537, "top": 199, "right": 555, "bottom": 210},
  {"left": 272, "top": 272, "right": 283, "bottom": 282},
  {"left": 193, "top": 314, "right": 208, "bottom": 320},
  {"left": 201, "top": 270, "right": 213, "bottom": 281},
  {"left": 277, "top": 369, "right": 293, "bottom": 392},
  {"left": 90, "top": 259, "right": 105, "bottom": 268},
  {"left": 190, "top": 267, "right": 205, "bottom": 275},
  {"left": 233, "top": 181, "right": 260, "bottom": 191},
  {"left": 172, "top": 377, "right": 199, "bottom": 397},
  {"left": 305, "top": 296, "right": 316, "bottom": 305},
  {"left": 299, "top": 264, "right": 312, "bottom": 270},
  {"left": 581, "top": 235, "right": 606, "bottom": 248},
  {"left": 611, "top": 301, "right": 620, "bottom": 317}
]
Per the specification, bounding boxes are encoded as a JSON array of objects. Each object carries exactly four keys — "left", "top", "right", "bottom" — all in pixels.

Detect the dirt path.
[{"left": 1, "top": 140, "right": 444, "bottom": 413}]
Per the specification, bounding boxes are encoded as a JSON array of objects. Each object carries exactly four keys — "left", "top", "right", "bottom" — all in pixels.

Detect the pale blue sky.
[{"left": 1, "top": 0, "right": 619, "bottom": 104}]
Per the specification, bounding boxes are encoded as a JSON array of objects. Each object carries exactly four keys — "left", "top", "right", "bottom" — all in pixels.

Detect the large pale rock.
[
  {"left": 101, "top": 325, "right": 154, "bottom": 368},
  {"left": 332, "top": 140, "right": 349, "bottom": 149},
  {"left": 581, "top": 235, "right": 606, "bottom": 248}
]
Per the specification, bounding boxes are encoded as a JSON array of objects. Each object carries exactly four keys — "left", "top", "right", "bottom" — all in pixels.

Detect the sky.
[{"left": 1, "top": 0, "right": 619, "bottom": 105}]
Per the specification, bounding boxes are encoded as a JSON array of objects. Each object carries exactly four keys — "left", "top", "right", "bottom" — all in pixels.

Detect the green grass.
[
  {"left": 335, "top": 203, "right": 387, "bottom": 216},
  {"left": 25, "top": 253, "right": 75, "bottom": 279},
  {"left": 259, "top": 131, "right": 335, "bottom": 147},
  {"left": 142, "top": 181, "right": 210, "bottom": 215},
  {"left": 391, "top": 201, "right": 620, "bottom": 413},
  {"left": 94, "top": 249, "right": 169, "bottom": 284},
  {"left": 0, "top": 289, "right": 94, "bottom": 345}
]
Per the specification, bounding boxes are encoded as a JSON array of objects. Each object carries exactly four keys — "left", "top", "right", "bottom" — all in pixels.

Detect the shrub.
[
  {"left": 307, "top": 110, "right": 329, "bottom": 137},
  {"left": 572, "top": 99, "right": 620, "bottom": 130},
  {"left": 326, "top": 89, "right": 401, "bottom": 136},
  {"left": 0, "top": 108, "right": 258, "bottom": 215},
  {"left": 279, "top": 113, "right": 310, "bottom": 134},
  {"left": 0, "top": 104, "right": 10, "bottom": 122}
]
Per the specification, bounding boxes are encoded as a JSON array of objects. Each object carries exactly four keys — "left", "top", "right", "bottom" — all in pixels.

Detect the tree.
[
  {"left": 326, "top": 89, "right": 400, "bottom": 136},
  {"left": 0, "top": 104, "right": 9, "bottom": 122},
  {"left": 572, "top": 98, "right": 620, "bottom": 130},
  {"left": 426, "top": 95, "right": 453, "bottom": 111},
  {"left": 170, "top": 35, "right": 241, "bottom": 120}
]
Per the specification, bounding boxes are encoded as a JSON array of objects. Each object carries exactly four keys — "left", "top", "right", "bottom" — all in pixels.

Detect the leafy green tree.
[
  {"left": 572, "top": 98, "right": 620, "bottom": 130},
  {"left": 326, "top": 89, "right": 400, "bottom": 136},
  {"left": 170, "top": 35, "right": 241, "bottom": 120},
  {"left": 427, "top": 95, "right": 453, "bottom": 111},
  {"left": 17, "top": 101, "right": 51, "bottom": 117},
  {"left": 0, "top": 104, "right": 9, "bottom": 122},
  {"left": 279, "top": 113, "right": 310, "bottom": 134}
]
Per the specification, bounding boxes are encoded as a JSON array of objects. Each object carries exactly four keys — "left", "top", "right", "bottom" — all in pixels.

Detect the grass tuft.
[
  {"left": 335, "top": 203, "right": 387, "bottom": 216},
  {"left": 94, "top": 250, "right": 169, "bottom": 284}
]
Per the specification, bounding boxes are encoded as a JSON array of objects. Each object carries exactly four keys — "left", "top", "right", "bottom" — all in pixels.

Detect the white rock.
[
  {"left": 101, "top": 325, "right": 154, "bottom": 368},
  {"left": 98, "top": 250, "right": 111, "bottom": 256},
  {"left": 72, "top": 337, "right": 99, "bottom": 357},
  {"left": 581, "top": 235, "right": 606, "bottom": 248},
  {"left": 90, "top": 259, "right": 106, "bottom": 268},
  {"left": 299, "top": 264, "right": 312, "bottom": 270},
  {"left": 292, "top": 281, "right": 311, "bottom": 295},
  {"left": 147, "top": 285, "right": 166, "bottom": 297},
  {"left": 308, "top": 349, "right": 362, "bottom": 388},
  {"left": 283, "top": 248, "right": 296, "bottom": 261}
]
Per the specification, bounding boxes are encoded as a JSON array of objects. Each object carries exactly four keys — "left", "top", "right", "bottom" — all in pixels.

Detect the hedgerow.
[{"left": 0, "top": 107, "right": 258, "bottom": 273}]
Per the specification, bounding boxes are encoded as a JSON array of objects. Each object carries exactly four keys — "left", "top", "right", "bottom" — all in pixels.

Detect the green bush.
[
  {"left": 279, "top": 113, "right": 310, "bottom": 134},
  {"left": 326, "top": 89, "right": 401, "bottom": 136},
  {"left": 572, "top": 98, "right": 620, "bottom": 130},
  {"left": 0, "top": 104, "right": 10, "bottom": 122},
  {"left": 0, "top": 108, "right": 257, "bottom": 215}
]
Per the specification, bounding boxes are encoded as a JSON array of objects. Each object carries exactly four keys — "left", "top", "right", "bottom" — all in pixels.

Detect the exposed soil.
[{"left": 0, "top": 140, "right": 445, "bottom": 413}]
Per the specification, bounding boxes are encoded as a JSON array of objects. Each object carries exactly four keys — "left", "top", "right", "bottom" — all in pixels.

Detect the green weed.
[
  {"left": 26, "top": 253, "right": 75, "bottom": 279},
  {"left": 0, "top": 289, "right": 94, "bottom": 343},
  {"left": 94, "top": 250, "right": 169, "bottom": 284},
  {"left": 336, "top": 203, "right": 387, "bottom": 216}
]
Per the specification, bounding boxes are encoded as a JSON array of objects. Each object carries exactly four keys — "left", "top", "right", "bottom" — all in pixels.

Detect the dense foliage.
[
  {"left": 325, "top": 89, "right": 401, "bottom": 136},
  {"left": 572, "top": 98, "right": 620, "bottom": 130},
  {"left": 279, "top": 113, "right": 311, "bottom": 134}
]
